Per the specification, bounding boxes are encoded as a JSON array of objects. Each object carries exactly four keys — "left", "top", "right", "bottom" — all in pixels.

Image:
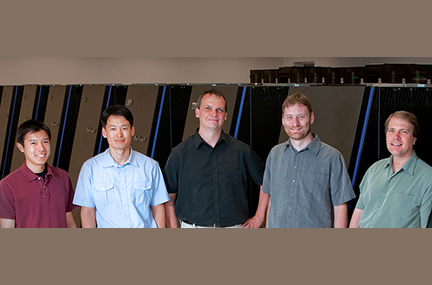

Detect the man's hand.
[
  {"left": 241, "top": 215, "right": 264, "bottom": 228},
  {"left": 240, "top": 187, "right": 269, "bottom": 228}
]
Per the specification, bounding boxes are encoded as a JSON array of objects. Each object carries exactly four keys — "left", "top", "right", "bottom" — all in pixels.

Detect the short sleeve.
[
  {"left": 244, "top": 147, "right": 265, "bottom": 186},
  {"left": 262, "top": 150, "right": 273, "bottom": 195},
  {"left": 73, "top": 161, "right": 96, "bottom": 208},
  {"left": 150, "top": 162, "right": 170, "bottom": 206},
  {"left": 419, "top": 183, "right": 432, "bottom": 228},
  {"left": 64, "top": 174, "right": 79, "bottom": 212},
  {"left": 163, "top": 150, "right": 180, "bottom": 194},
  {"left": 0, "top": 181, "right": 16, "bottom": 219},
  {"left": 329, "top": 152, "right": 356, "bottom": 206},
  {"left": 355, "top": 167, "right": 373, "bottom": 210}
]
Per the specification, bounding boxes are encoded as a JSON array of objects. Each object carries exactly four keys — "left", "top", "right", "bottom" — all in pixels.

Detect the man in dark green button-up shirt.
[
  {"left": 350, "top": 111, "right": 432, "bottom": 228},
  {"left": 163, "top": 89, "right": 269, "bottom": 228}
]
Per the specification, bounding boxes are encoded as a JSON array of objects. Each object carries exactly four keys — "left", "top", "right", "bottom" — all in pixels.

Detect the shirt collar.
[
  {"left": 193, "top": 129, "right": 230, "bottom": 149},
  {"left": 20, "top": 162, "right": 54, "bottom": 181},
  {"left": 102, "top": 147, "right": 137, "bottom": 168},
  {"left": 284, "top": 133, "right": 321, "bottom": 156},
  {"left": 385, "top": 151, "right": 418, "bottom": 176}
]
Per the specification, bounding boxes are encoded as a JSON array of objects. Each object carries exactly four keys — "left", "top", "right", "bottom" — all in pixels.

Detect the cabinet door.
[
  {"left": 44, "top": 85, "right": 68, "bottom": 166},
  {"left": 67, "top": 85, "right": 106, "bottom": 188},
  {"left": 124, "top": 84, "right": 159, "bottom": 156},
  {"left": 10, "top": 85, "right": 38, "bottom": 172},
  {"left": 0, "top": 86, "right": 15, "bottom": 175}
]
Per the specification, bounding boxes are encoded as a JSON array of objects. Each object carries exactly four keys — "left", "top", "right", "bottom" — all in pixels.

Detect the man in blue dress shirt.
[{"left": 73, "top": 105, "right": 169, "bottom": 228}]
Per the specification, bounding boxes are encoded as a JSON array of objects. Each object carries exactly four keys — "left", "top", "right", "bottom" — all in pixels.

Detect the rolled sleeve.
[
  {"left": 73, "top": 161, "right": 96, "bottom": 208},
  {"left": 151, "top": 163, "right": 170, "bottom": 206}
]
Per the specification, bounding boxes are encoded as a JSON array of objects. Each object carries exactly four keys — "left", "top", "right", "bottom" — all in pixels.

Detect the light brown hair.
[
  {"left": 384, "top": 110, "right": 419, "bottom": 138},
  {"left": 282, "top": 92, "right": 312, "bottom": 115}
]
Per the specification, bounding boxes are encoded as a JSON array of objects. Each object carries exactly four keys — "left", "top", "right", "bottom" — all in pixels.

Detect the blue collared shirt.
[
  {"left": 262, "top": 134, "right": 356, "bottom": 228},
  {"left": 73, "top": 148, "right": 169, "bottom": 228}
]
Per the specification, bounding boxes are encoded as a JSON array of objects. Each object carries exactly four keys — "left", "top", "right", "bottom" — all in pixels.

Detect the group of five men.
[{"left": 1, "top": 89, "right": 431, "bottom": 228}]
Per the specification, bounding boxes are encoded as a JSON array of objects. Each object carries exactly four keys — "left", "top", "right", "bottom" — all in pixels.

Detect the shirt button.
[
  {"left": 291, "top": 193, "right": 293, "bottom": 196},
  {"left": 294, "top": 166, "right": 297, "bottom": 169},
  {"left": 289, "top": 207, "right": 291, "bottom": 210},
  {"left": 292, "top": 180, "right": 295, "bottom": 182}
]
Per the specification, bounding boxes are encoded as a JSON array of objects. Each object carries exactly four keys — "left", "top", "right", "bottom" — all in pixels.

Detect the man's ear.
[
  {"left": 102, "top": 128, "right": 107, "bottom": 138},
  {"left": 16, "top": 142, "right": 24, "bottom": 153},
  {"left": 195, "top": 108, "right": 200, "bottom": 118}
]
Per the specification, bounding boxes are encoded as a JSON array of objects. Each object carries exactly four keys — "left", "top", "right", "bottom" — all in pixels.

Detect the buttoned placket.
[
  {"left": 369, "top": 167, "right": 404, "bottom": 227},
  {"left": 119, "top": 164, "right": 131, "bottom": 228},
  {"left": 37, "top": 176, "right": 50, "bottom": 199},
  {"left": 285, "top": 147, "right": 299, "bottom": 227},
  {"left": 211, "top": 147, "right": 220, "bottom": 226}
]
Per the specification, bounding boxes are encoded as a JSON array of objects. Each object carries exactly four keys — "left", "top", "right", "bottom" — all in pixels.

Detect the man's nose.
[{"left": 38, "top": 143, "right": 46, "bottom": 151}]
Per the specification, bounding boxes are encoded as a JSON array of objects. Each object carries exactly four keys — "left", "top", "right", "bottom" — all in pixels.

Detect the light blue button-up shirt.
[{"left": 73, "top": 148, "right": 169, "bottom": 228}]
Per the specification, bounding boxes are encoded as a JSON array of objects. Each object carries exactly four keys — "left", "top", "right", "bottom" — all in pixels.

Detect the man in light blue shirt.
[{"left": 73, "top": 105, "right": 169, "bottom": 228}]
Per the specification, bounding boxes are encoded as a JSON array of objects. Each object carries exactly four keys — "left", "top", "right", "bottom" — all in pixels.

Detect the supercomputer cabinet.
[{"left": 124, "top": 84, "right": 160, "bottom": 156}]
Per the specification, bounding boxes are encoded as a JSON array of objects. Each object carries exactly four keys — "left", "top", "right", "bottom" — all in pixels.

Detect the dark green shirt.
[
  {"left": 163, "top": 131, "right": 264, "bottom": 227},
  {"left": 357, "top": 152, "right": 432, "bottom": 228}
]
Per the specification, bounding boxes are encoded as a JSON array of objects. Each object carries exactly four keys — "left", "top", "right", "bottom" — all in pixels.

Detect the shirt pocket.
[
  {"left": 306, "top": 171, "right": 329, "bottom": 201},
  {"left": 132, "top": 182, "right": 152, "bottom": 206},
  {"left": 389, "top": 192, "right": 421, "bottom": 218},
  {"left": 93, "top": 183, "right": 115, "bottom": 208}
]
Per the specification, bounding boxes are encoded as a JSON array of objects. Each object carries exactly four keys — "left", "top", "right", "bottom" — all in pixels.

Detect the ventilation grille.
[
  {"left": 168, "top": 85, "right": 192, "bottom": 99},
  {"left": 250, "top": 87, "right": 288, "bottom": 103},
  {"left": 373, "top": 87, "right": 432, "bottom": 109}
]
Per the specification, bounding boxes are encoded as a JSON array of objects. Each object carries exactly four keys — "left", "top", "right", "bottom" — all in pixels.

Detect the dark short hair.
[
  {"left": 384, "top": 110, "right": 419, "bottom": 138},
  {"left": 196, "top": 89, "right": 227, "bottom": 112},
  {"left": 282, "top": 92, "right": 313, "bottom": 115},
  {"left": 16, "top": 120, "right": 51, "bottom": 146},
  {"left": 101, "top": 105, "right": 134, "bottom": 128}
]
